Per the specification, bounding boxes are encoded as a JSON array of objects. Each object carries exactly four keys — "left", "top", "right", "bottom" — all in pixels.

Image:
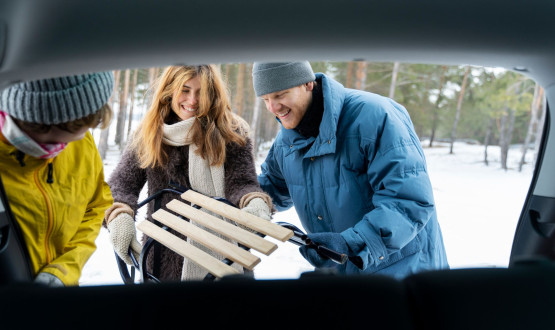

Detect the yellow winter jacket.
[{"left": 0, "top": 131, "right": 113, "bottom": 285}]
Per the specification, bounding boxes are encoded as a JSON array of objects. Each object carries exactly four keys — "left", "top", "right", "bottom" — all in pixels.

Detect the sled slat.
[
  {"left": 166, "top": 199, "right": 277, "bottom": 255},
  {"left": 181, "top": 190, "right": 294, "bottom": 242},
  {"left": 137, "top": 220, "right": 239, "bottom": 279},
  {"left": 152, "top": 209, "right": 261, "bottom": 269}
]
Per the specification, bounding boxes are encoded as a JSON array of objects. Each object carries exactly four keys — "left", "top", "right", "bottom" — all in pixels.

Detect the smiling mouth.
[
  {"left": 181, "top": 105, "right": 197, "bottom": 112},
  {"left": 277, "top": 109, "right": 291, "bottom": 117}
]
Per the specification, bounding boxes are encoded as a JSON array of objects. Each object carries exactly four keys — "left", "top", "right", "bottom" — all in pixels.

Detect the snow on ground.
[{"left": 80, "top": 138, "right": 534, "bottom": 286}]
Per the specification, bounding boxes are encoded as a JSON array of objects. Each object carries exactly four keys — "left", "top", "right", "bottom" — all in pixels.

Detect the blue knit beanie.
[
  {"left": 252, "top": 61, "right": 316, "bottom": 97},
  {"left": 0, "top": 71, "right": 114, "bottom": 124}
]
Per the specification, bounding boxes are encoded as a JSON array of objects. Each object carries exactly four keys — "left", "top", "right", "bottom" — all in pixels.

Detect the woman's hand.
[
  {"left": 241, "top": 197, "right": 272, "bottom": 221},
  {"left": 108, "top": 213, "right": 142, "bottom": 265}
]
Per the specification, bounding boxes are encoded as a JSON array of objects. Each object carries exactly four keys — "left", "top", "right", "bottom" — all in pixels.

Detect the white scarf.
[
  {"left": 162, "top": 118, "right": 225, "bottom": 197},
  {"left": 162, "top": 118, "right": 242, "bottom": 279}
]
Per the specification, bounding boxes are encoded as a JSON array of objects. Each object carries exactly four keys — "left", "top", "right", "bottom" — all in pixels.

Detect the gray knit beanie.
[
  {"left": 0, "top": 71, "right": 114, "bottom": 124},
  {"left": 252, "top": 61, "right": 316, "bottom": 97}
]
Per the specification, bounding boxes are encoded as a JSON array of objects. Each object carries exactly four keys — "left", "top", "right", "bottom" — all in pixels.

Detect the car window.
[{"left": 81, "top": 61, "right": 542, "bottom": 285}]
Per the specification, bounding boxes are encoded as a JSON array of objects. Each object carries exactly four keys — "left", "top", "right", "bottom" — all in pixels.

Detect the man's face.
[{"left": 261, "top": 82, "right": 314, "bottom": 129}]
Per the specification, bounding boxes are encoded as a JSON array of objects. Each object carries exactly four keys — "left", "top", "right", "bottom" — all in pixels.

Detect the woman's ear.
[{"left": 305, "top": 81, "right": 314, "bottom": 92}]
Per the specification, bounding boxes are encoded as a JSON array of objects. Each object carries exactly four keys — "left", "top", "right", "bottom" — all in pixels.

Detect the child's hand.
[{"left": 34, "top": 272, "right": 64, "bottom": 287}]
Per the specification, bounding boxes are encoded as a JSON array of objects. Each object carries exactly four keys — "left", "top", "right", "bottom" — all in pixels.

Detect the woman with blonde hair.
[{"left": 105, "top": 65, "right": 273, "bottom": 281}]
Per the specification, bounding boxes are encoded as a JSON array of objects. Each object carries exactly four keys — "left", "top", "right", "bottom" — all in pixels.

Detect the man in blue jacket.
[{"left": 253, "top": 61, "right": 449, "bottom": 279}]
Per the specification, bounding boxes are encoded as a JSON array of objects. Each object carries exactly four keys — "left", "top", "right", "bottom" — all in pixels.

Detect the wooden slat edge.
[
  {"left": 136, "top": 220, "right": 239, "bottom": 279},
  {"left": 166, "top": 199, "right": 277, "bottom": 256},
  {"left": 181, "top": 190, "right": 294, "bottom": 242},
  {"left": 152, "top": 209, "right": 260, "bottom": 269}
]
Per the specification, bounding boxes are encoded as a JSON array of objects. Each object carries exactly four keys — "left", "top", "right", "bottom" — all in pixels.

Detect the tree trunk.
[
  {"left": 498, "top": 107, "right": 507, "bottom": 169},
  {"left": 505, "top": 108, "right": 517, "bottom": 170},
  {"left": 225, "top": 64, "right": 231, "bottom": 83},
  {"left": 244, "top": 63, "right": 254, "bottom": 122},
  {"left": 346, "top": 61, "right": 354, "bottom": 88},
  {"left": 234, "top": 63, "right": 246, "bottom": 116},
  {"left": 483, "top": 117, "right": 495, "bottom": 166},
  {"left": 97, "top": 70, "right": 120, "bottom": 160},
  {"left": 500, "top": 82, "right": 521, "bottom": 170},
  {"left": 518, "top": 84, "right": 543, "bottom": 171},
  {"left": 259, "top": 103, "right": 281, "bottom": 145},
  {"left": 126, "top": 68, "right": 139, "bottom": 140},
  {"left": 146, "top": 67, "right": 159, "bottom": 106},
  {"left": 355, "top": 61, "right": 367, "bottom": 91},
  {"left": 429, "top": 66, "right": 447, "bottom": 147},
  {"left": 533, "top": 90, "right": 547, "bottom": 165},
  {"left": 251, "top": 95, "right": 264, "bottom": 155},
  {"left": 114, "top": 69, "right": 131, "bottom": 149},
  {"left": 388, "top": 62, "right": 400, "bottom": 99},
  {"left": 499, "top": 105, "right": 518, "bottom": 171},
  {"left": 449, "top": 66, "right": 471, "bottom": 154}
]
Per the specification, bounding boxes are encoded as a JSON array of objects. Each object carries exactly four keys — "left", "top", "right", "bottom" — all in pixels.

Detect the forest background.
[{"left": 97, "top": 61, "right": 546, "bottom": 171}]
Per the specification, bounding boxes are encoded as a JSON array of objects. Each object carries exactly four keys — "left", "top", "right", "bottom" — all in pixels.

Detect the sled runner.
[{"left": 115, "top": 186, "right": 352, "bottom": 283}]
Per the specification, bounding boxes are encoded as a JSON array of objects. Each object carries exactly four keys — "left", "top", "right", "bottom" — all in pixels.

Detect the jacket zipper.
[
  {"left": 47, "top": 161, "right": 54, "bottom": 184},
  {"left": 34, "top": 163, "right": 54, "bottom": 264},
  {"left": 15, "top": 150, "right": 25, "bottom": 166}
]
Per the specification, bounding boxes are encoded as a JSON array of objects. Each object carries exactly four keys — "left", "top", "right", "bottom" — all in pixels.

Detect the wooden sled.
[{"left": 115, "top": 186, "right": 351, "bottom": 284}]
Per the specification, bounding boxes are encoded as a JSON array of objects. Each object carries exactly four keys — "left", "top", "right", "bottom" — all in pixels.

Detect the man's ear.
[{"left": 305, "top": 81, "right": 314, "bottom": 91}]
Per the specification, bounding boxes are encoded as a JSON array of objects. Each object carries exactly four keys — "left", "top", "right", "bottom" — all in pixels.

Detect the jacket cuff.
[
  {"left": 104, "top": 202, "right": 134, "bottom": 227},
  {"left": 238, "top": 192, "right": 274, "bottom": 212},
  {"left": 342, "top": 224, "right": 389, "bottom": 270}
]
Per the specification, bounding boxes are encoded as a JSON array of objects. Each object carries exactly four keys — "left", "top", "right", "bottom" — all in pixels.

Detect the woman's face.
[{"left": 171, "top": 75, "right": 201, "bottom": 121}]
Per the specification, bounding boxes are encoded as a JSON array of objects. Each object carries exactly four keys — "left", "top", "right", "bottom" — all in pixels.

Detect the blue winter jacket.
[{"left": 259, "top": 73, "right": 449, "bottom": 279}]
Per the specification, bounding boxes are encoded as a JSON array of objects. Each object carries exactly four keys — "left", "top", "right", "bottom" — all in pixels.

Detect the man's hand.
[{"left": 299, "top": 232, "right": 350, "bottom": 268}]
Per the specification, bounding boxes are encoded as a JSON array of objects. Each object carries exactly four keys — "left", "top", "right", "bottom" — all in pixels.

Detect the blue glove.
[{"left": 299, "top": 232, "right": 350, "bottom": 269}]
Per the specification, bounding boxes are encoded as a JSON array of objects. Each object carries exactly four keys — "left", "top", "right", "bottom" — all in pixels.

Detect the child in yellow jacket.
[{"left": 0, "top": 72, "right": 114, "bottom": 286}]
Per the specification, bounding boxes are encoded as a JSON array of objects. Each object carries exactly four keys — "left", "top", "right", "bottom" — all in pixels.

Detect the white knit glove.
[
  {"left": 35, "top": 272, "right": 64, "bottom": 287},
  {"left": 108, "top": 213, "right": 142, "bottom": 265},
  {"left": 241, "top": 197, "right": 272, "bottom": 221}
]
